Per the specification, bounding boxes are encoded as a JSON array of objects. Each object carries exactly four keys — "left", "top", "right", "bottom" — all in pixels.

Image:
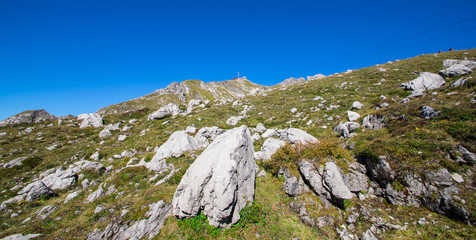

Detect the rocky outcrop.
[
  {"left": 401, "top": 72, "right": 445, "bottom": 95},
  {"left": 334, "top": 122, "right": 360, "bottom": 138},
  {"left": 362, "top": 115, "right": 385, "bottom": 130},
  {"left": 4, "top": 157, "right": 28, "bottom": 168},
  {"left": 256, "top": 137, "right": 287, "bottom": 160},
  {"left": 78, "top": 113, "right": 103, "bottom": 128},
  {"left": 347, "top": 111, "right": 360, "bottom": 121},
  {"left": 298, "top": 160, "right": 353, "bottom": 206},
  {"left": 40, "top": 167, "right": 78, "bottom": 191},
  {"left": 194, "top": 126, "right": 225, "bottom": 148},
  {"left": 278, "top": 128, "right": 318, "bottom": 144},
  {"left": 456, "top": 145, "right": 475, "bottom": 164},
  {"left": 90, "top": 200, "right": 171, "bottom": 240},
  {"left": 0, "top": 109, "right": 56, "bottom": 127},
  {"left": 148, "top": 103, "right": 182, "bottom": 121},
  {"left": 323, "top": 162, "right": 353, "bottom": 201},
  {"left": 307, "top": 74, "right": 325, "bottom": 81},
  {"left": 278, "top": 77, "right": 305, "bottom": 86},
  {"left": 172, "top": 126, "right": 256, "bottom": 227},
  {"left": 421, "top": 106, "right": 439, "bottom": 119},
  {"left": 17, "top": 180, "right": 54, "bottom": 202},
  {"left": 439, "top": 64, "right": 473, "bottom": 77},
  {"left": 442, "top": 59, "right": 476, "bottom": 69}
]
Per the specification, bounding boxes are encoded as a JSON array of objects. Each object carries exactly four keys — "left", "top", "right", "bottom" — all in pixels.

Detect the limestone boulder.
[
  {"left": 172, "top": 126, "right": 256, "bottom": 227},
  {"left": 401, "top": 72, "right": 445, "bottom": 94},
  {"left": 323, "top": 162, "right": 353, "bottom": 200},
  {"left": 78, "top": 113, "right": 103, "bottom": 129},
  {"left": 260, "top": 137, "right": 287, "bottom": 160}
]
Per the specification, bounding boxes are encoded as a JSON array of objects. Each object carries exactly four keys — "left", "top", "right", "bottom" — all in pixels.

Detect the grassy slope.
[{"left": 0, "top": 49, "right": 475, "bottom": 239}]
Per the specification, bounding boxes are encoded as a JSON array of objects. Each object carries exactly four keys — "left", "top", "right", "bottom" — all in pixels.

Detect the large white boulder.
[
  {"left": 260, "top": 137, "right": 287, "bottom": 160},
  {"left": 226, "top": 116, "right": 245, "bottom": 126},
  {"left": 323, "top": 162, "right": 353, "bottom": 200},
  {"left": 172, "top": 126, "right": 256, "bottom": 227},
  {"left": 17, "top": 180, "right": 54, "bottom": 202},
  {"left": 148, "top": 103, "right": 182, "bottom": 121},
  {"left": 347, "top": 111, "right": 360, "bottom": 122},
  {"left": 401, "top": 72, "right": 445, "bottom": 94},
  {"left": 443, "top": 59, "right": 476, "bottom": 69},
  {"left": 281, "top": 128, "right": 318, "bottom": 144},
  {"left": 78, "top": 113, "right": 103, "bottom": 129},
  {"left": 40, "top": 167, "right": 77, "bottom": 191},
  {"left": 439, "top": 64, "right": 473, "bottom": 77}
]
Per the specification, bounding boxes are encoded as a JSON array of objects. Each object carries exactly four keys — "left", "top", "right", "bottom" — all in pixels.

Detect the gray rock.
[
  {"left": 363, "top": 156, "right": 395, "bottom": 187},
  {"left": 255, "top": 123, "right": 266, "bottom": 133},
  {"left": 148, "top": 103, "right": 182, "bottom": 121},
  {"left": 172, "top": 126, "right": 256, "bottom": 227},
  {"left": 142, "top": 131, "right": 199, "bottom": 171},
  {"left": 64, "top": 190, "right": 80, "bottom": 203},
  {"left": 194, "top": 126, "right": 225, "bottom": 149},
  {"left": 351, "top": 101, "right": 364, "bottom": 110},
  {"left": 17, "top": 180, "right": 54, "bottom": 202},
  {"left": 40, "top": 167, "right": 77, "bottom": 191},
  {"left": 362, "top": 115, "right": 385, "bottom": 130},
  {"left": 347, "top": 111, "right": 360, "bottom": 121},
  {"left": 99, "top": 128, "right": 112, "bottom": 138},
  {"left": 299, "top": 160, "right": 327, "bottom": 195},
  {"left": 457, "top": 145, "right": 475, "bottom": 164},
  {"left": 283, "top": 170, "right": 303, "bottom": 197},
  {"left": 85, "top": 184, "right": 105, "bottom": 203},
  {"left": 0, "top": 109, "right": 56, "bottom": 127},
  {"left": 281, "top": 128, "right": 318, "bottom": 144},
  {"left": 335, "top": 122, "right": 360, "bottom": 138},
  {"left": 260, "top": 137, "right": 287, "bottom": 160},
  {"left": 344, "top": 168, "right": 369, "bottom": 193},
  {"left": 278, "top": 77, "right": 305, "bottom": 86},
  {"left": 36, "top": 205, "right": 56, "bottom": 220},
  {"left": 451, "top": 173, "right": 464, "bottom": 183},
  {"left": 362, "top": 229, "right": 378, "bottom": 240},
  {"left": 421, "top": 106, "right": 439, "bottom": 119},
  {"left": 439, "top": 64, "right": 473, "bottom": 77},
  {"left": 78, "top": 113, "right": 103, "bottom": 129},
  {"left": 426, "top": 168, "right": 453, "bottom": 186},
  {"left": 385, "top": 184, "right": 406, "bottom": 205},
  {"left": 443, "top": 59, "right": 476, "bottom": 69},
  {"left": 401, "top": 72, "right": 445, "bottom": 94},
  {"left": 323, "top": 162, "right": 353, "bottom": 200},
  {"left": 307, "top": 74, "right": 325, "bottom": 81},
  {"left": 404, "top": 174, "right": 426, "bottom": 197},
  {"left": 0, "top": 234, "right": 43, "bottom": 240},
  {"left": 261, "top": 128, "right": 277, "bottom": 138},
  {"left": 450, "top": 77, "right": 469, "bottom": 88},
  {"left": 4, "top": 157, "right": 28, "bottom": 168},
  {"left": 226, "top": 116, "right": 245, "bottom": 126}
]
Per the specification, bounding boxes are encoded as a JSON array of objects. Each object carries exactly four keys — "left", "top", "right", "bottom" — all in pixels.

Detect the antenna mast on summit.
[{"left": 237, "top": 72, "right": 240, "bottom": 78}]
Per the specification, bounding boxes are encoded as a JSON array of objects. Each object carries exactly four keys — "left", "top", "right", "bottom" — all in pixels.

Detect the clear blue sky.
[{"left": 1, "top": 0, "right": 476, "bottom": 120}]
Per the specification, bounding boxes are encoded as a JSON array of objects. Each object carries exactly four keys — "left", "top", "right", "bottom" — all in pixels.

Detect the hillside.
[
  {"left": 0, "top": 49, "right": 475, "bottom": 240},
  {"left": 98, "top": 78, "right": 266, "bottom": 115}
]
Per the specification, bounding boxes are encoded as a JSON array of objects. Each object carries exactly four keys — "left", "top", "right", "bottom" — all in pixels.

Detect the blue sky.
[{"left": 1, "top": 0, "right": 476, "bottom": 120}]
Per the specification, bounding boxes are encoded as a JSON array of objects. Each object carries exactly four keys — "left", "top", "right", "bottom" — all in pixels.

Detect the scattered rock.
[
  {"left": 450, "top": 77, "right": 469, "bottom": 88},
  {"left": 226, "top": 116, "right": 245, "bottom": 126},
  {"left": 40, "top": 167, "right": 77, "bottom": 191},
  {"left": 456, "top": 145, "right": 475, "bottom": 164},
  {"left": 118, "top": 135, "right": 127, "bottom": 141},
  {"left": 335, "top": 122, "right": 360, "bottom": 138},
  {"left": 425, "top": 168, "right": 453, "bottom": 187},
  {"left": 36, "top": 205, "right": 56, "bottom": 220},
  {"left": 347, "top": 111, "right": 360, "bottom": 121},
  {"left": 172, "top": 126, "right": 256, "bottom": 227},
  {"left": 148, "top": 103, "right": 181, "bottom": 121},
  {"left": 99, "top": 128, "right": 112, "bottom": 138},
  {"left": 78, "top": 113, "right": 103, "bottom": 129},
  {"left": 4, "top": 157, "right": 28, "bottom": 168},
  {"left": 299, "top": 160, "right": 327, "bottom": 195},
  {"left": 351, "top": 101, "right": 364, "bottom": 110},
  {"left": 284, "top": 170, "right": 304, "bottom": 197},
  {"left": 362, "top": 115, "right": 385, "bottom": 130},
  {"left": 307, "top": 74, "right": 325, "bottom": 81},
  {"left": 255, "top": 123, "right": 266, "bottom": 133},
  {"left": 261, "top": 128, "right": 277, "bottom": 138},
  {"left": 18, "top": 180, "right": 54, "bottom": 202},
  {"left": 421, "top": 106, "right": 439, "bottom": 119},
  {"left": 0, "top": 109, "right": 56, "bottom": 127},
  {"left": 451, "top": 173, "right": 464, "bottom": 183},
  {"left": 443, "top": 59, "right": 476, "bottom": 69},
  {"left": 64, "top": 191, "right": 80, "bottom": 203},
  {"left": 279, "top": 77, "right": 305, "bottom": 86},
  {"left": 280, "top": 128, "right": 318, "bottom": 144},
  {"left": 194, "top": 126, "right": 225, "bottom": 149},
  {"left": 0, "top": 234, "right": 43, "bottom": 240}
]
